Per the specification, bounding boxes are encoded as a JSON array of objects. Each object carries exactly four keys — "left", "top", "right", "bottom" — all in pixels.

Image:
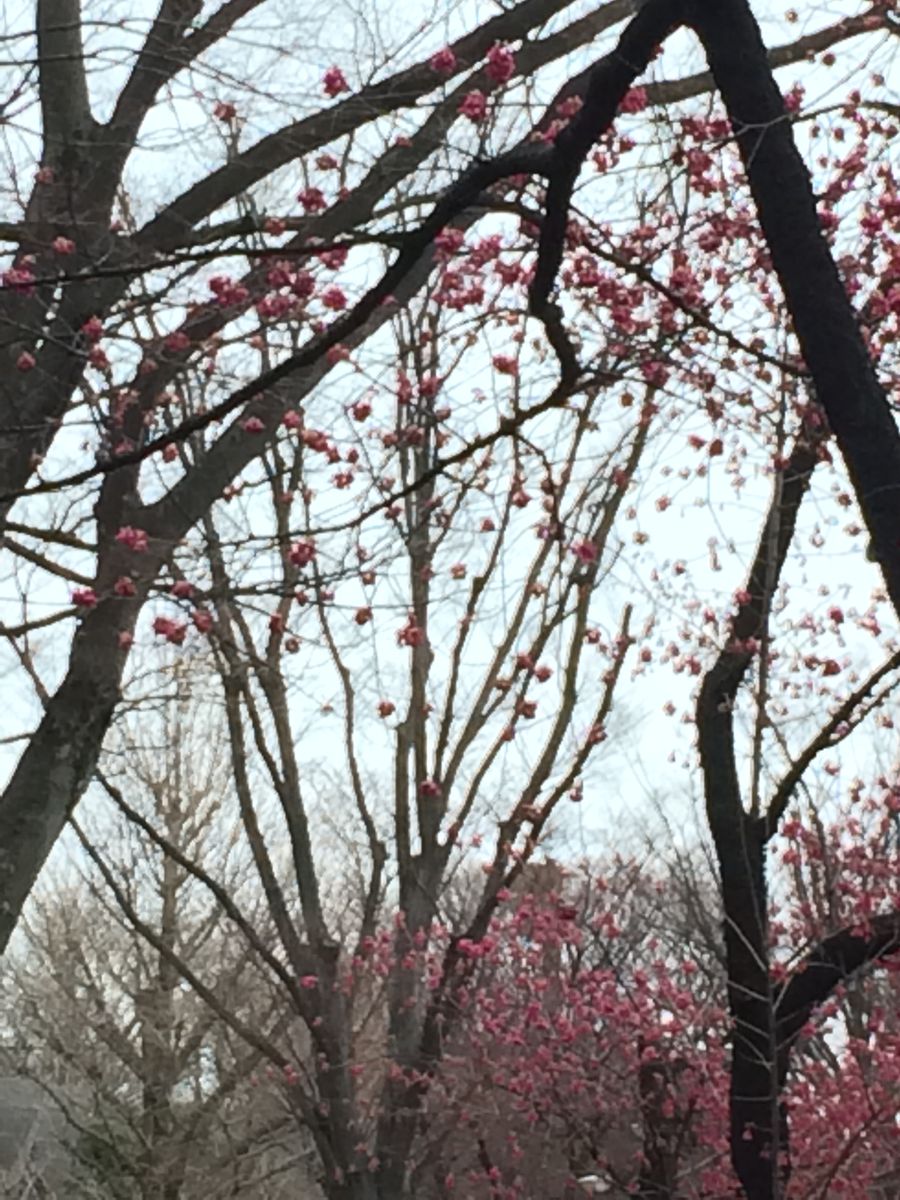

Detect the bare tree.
[{"left": 2, "top": 688, "right": 310, "bottom": 1199}]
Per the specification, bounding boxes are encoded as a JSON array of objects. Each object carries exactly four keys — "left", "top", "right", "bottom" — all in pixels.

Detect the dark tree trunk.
[
  {"left": 696, "top": 439, "right": 818, "bottom": 1199},
  {"left": 687, "top": 0, "right": 900, "bottom": 618}
]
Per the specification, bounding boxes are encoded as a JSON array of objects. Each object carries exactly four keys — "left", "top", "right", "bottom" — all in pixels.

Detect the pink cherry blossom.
[
  {"left": 322, "top": 66, "right": 349, "bottom": 97},
  {"left": 396, "top": 615, "right": 425, "bottom": 647},
  {"left": 429, "top": 47, "right": 457, "bottom": 74},
  {"left": 640, "top": 360, "right": 670, "bottom": 387},
  {"left": 81, "top": 316, "right": 103, "bottom": 342},
  {"left": 72, "top": 587, "right": 98, "bottom": 608},
  {"left": 573, "top": 542, "right": 602, "bottom": 564},
  {"left": 485, "top": 42, "right": 515, "bottom": 84},
  {"left": 492, "top": 354, "right": 518, "bottom": 376},
  {"left": 164, "top": 330, "right": 190, "bottom": 353},
  {"left": 2, "top": 266, "right": 35, "bottom": 293},
  {"left": 620, "top": 86, "right": 648, "bottom": 113},
  {"left": 288, "top": 270, "right": 315, "bottom": 299},
  {"left": 289, "top": 539, "right": 316, "bottom": 567},
  {"left": 113, "top": 576, "right": 136, "bottom": 597},
  {"left": 318, "top": 245, "right": 347, "bottom": 269},
  {"left": 321, "top": 285, "right": 347, "bottom": 310},
  {"left": 115, "top": 526, "right": 148, "bottom": 552},
  {"left": 152, "top": 615, "right": 187, "bottom": 644},
  {"left": 459, "top": 90, "right": 487, "bottom": 123},
  {"left": 434, "top": 227, "right": 464, "bottom": 257},
  {"left": 297, "top": 186, "right": 326, "bottom": 213},
  {"left": 192, "top": 609, "right": 214, "bottom": 633}
]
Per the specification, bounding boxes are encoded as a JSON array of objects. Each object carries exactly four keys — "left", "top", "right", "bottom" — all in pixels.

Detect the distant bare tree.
[{"left": 1, "top": 687, "right": 317, "bottom": 1200}]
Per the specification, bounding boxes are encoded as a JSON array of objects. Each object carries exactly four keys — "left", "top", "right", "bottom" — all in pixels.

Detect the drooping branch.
[
  {"left": 529, "top": 0, "right": 684, "bottom": 316},
  {"left": 775, "top": 910, "right": 900, "bottom": 1082}
]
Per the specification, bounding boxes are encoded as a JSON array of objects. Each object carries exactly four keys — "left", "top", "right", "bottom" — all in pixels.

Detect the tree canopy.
[{"left": 1, "top": 2, "right": 899, "bottom": 1197}]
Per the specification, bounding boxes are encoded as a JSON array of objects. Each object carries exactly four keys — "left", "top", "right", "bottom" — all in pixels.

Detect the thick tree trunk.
[
  {"left": 688, "top": 0, "right": 900, "bottom": 618},
  {"left": 696, "top": 440, "right": 818, "bottom": 1198},
  {"left": 698, "top": 699, "right": 784, "bottom": 1200},
  {"left": 0, "top": 624, "right": 129, "bottom": 952},
  {"left": 720, "top": 829, "right": 786, "bottom": 1200}
]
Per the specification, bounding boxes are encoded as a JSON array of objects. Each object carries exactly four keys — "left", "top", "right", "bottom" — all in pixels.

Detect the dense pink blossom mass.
[{"left": 326, "top": 797, "right": 900, "bottom": 1197}]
